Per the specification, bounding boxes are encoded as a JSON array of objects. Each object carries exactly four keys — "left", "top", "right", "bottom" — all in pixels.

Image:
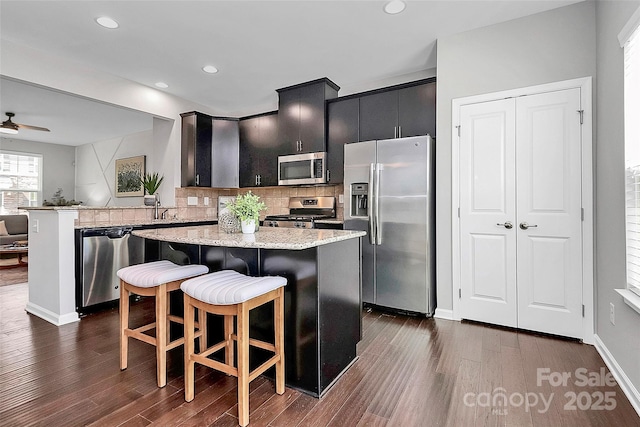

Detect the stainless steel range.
[{"left": 264, "top": 196, "right": 336, "bottom": 229}]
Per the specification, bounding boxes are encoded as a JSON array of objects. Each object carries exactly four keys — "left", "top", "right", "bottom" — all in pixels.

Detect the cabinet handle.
[
  {"left": 398, "top": 126, "right": 402, "bottom": 138},
  {"left": 300, "top": 140, "right": 303, "bottom": 151},
  {"left": 255, "top": 175, "right": 258, "bottom": 186},
  {"left": 196, "top": 174, "right": 199, "bottom": 186},
  {"left": 393, "top": 126, "right": 397, "bottom": 138}
]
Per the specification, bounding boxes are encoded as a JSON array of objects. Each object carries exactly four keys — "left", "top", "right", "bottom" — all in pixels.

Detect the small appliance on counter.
[
  {"left": 264, "top": 196, "right": 335, "bottom": 229},
  {"left": 218, "top": 195, "right": 236, "bottom": 215}
]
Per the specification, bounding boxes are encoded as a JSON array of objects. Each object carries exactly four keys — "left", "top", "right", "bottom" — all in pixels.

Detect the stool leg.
[
  {"left": 156, "top": 284, "right": 168, "bottom": 388},
  {"left": 198, "top": 309, "right": 208, "bottom": 353},
  {"left": 224, "top": 314, "right": 234, "bottom": 367},
  {"left": 237, "top": 303, "right": 250, "bottom": 427},
  {"left": 274, "top": 288, "right": 285, "bottom": 395},
  {"left": 184, "top": 294, "right": 196, "bottom": 402},
  {"left": 119, "top": 280, "right": 129, "bottom": 371}
]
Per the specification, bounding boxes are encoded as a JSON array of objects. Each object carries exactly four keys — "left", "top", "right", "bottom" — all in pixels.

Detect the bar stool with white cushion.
[
  {"left": 181, "top": 270, "right": 287, "bottom": 427},
  {"left": 117, "top": 260, "right": 209, "bottom": 387}
]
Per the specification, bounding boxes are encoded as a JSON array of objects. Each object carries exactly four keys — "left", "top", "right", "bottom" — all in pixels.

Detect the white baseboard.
[
  {"left": 434, "top": 308, "right": 454, "bottom": 320},
  {"left": 594, "top": 334, "right": 640, "bottom": 417},
  {"left": 26, "top": 302, "right": 80, "bottom": 326}
]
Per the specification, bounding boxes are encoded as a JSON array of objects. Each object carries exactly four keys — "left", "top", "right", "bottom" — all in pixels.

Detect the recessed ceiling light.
[
  {"left": 383, "top": 0, "right": 406, "bottom": 14},
  {"left": 155, "top": 82, "right": 169, "bottom": 89},
  {"left": 202, "top": 65, "right": 219, "bottom": 74},
  {"left": 95, "top": 16, "right": 119, "bottom": 29}
]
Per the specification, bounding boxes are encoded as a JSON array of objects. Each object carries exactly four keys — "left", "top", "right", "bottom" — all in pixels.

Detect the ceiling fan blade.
[{"left": 16, "top": 123, "right": 50, "bottom": 132}]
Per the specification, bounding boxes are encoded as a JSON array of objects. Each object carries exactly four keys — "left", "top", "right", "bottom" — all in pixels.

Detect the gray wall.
[
  {"left": 595, "top": 0, "right": 640, "bottom": 398},
  {"left": 435, "top": 1, "right": 597, "bottom": 312},
  {"left": 0, "top": 137, "right": 76, "bottom": 205},
  {"left": 75, "top": 129, "right": 153, "bottom": 207}
]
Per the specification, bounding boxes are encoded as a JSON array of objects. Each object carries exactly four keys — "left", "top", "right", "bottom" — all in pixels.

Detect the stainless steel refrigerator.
[{"left": 344, "top": 135, "right": 435, "bottom": 315}]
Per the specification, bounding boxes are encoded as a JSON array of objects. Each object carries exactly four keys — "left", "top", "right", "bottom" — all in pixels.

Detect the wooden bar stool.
[
  {"left": 181, "top": 270, "right": 287, "bottom": 427},
  {"left": 117, "top": 260, "right": 209, "bottom": 388}
]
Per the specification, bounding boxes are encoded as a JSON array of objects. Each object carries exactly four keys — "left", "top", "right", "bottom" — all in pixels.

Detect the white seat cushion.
[
  {"left": 117, "top": 260, "right": 209, "bottom": 288},
  {"left": 181, "top": 270, "right": 286, "bottom": 305}
]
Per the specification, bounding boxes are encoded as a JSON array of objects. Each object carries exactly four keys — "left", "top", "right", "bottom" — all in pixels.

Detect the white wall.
[
  {"left": 595, "top": 0, "right": 640, "bottom": 403},
  {"left": 75, "top": 130, "right": 154, "bottom": 207},
  {"left": 0, "top": 39, "right": 223, "bottom": 206},
  {"left": 435, "top": 1, "right": 597, "bottom": 312},
  {"left": 0, "top": 136, "right": 75, "bottom": 204}
]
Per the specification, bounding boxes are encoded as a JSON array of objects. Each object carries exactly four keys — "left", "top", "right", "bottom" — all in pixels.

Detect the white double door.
[{"left": 459, "top": 88, "right": 584, "bottom": 339}]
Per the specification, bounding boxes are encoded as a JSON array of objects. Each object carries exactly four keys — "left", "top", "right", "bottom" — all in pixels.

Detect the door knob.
[
  {"left": 519, "top": 222, "right": 538, "bottom": 230},
  {"left": 497, "top": 221, "right": 513, "bottom": 229}
]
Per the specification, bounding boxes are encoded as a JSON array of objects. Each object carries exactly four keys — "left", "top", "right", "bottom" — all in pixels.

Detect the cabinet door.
[
  {"left": 298, "top": 83, "right": 327, "bottom": 153},
  {"left": 181, "top": 112, "right": 212, "bottom": 187},
  {"left": 327, "top": 98, "right": 359, "bottom": 183},
  {"left": 239, "top": 117, "right": 261, "bottom": 187},
  {"left": 257, "top": 113, "right": 279, "bottom": 186},
  {"left": 278, "top": 89, "right": 300, "bottom": 154},
  {"left": 398, "top": 83, "right": 436, "bottom": 138},
  {"left": 359, "top": 90, "right": 397, "bottom": 141}
]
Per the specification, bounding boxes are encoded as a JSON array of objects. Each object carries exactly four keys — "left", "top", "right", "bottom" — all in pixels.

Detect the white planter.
[
  {"left": 241, "top": 219, "right": 256, "bottom": 234},
  {"left": 144, "top": 195, "right": 157, "bottom": 206}
]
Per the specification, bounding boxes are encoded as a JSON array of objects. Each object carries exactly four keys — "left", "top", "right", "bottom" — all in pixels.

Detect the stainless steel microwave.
[{"left": 278, "top": 152, "right": 326, "bottom": 185}]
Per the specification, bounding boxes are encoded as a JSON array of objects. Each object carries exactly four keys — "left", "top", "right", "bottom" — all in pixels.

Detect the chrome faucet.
[
  {"left": 161, "top": 209, "right": 169, "bottom": 220},
  {"left": 154, "top": 199, "right": 160, "bottom": 220}
]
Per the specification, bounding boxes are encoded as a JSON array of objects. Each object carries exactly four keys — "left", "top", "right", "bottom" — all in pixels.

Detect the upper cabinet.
[
  {"left": 359, "top": 80, "right": 436, "bottom": 142},
  {"left": 326, "top": 97, "right": 359, "bottom": 184},
  {"left": 239, "top": 112, "right": 279, "bottom": 187},
  {"left": 181, "top": 111, "right": 212, "bottom": 187},
  {"left": 277, "top": 78, "right": 339, "bottom": 155},
  {"left": 326, "top": 79, "right": 436, "bottom": 183},
  {"left": 181, "top": 111, "right": 239, "bottom": 188}
]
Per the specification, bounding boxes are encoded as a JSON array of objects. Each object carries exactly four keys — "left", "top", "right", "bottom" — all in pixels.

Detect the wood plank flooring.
[{"left": 1, "top": 282, "right": 638, "bottom": 426}]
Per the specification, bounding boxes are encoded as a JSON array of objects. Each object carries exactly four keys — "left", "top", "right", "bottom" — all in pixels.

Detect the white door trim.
[{"left": 451, "top": 77, "right": 594, "bottom": 344}]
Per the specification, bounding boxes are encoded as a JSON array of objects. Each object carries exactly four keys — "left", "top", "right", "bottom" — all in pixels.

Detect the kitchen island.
[{"left": 133, "top": 225, "right": 365, "bottom": 397}]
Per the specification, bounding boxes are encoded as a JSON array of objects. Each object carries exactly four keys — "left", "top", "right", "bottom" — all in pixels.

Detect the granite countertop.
[
  {"left": 21, "top": 206, "right": 164, "bottom": 210},
  {"left": 74, "top": 218, "right": 216, "bottom": 229},
  {"left": 132, "top": 225, "right": 365, "bottom": 250}
]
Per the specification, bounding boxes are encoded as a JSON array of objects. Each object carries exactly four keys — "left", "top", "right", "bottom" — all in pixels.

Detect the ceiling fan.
[{"left": 0, "top": 112, "right": 50, "bottom": 135}]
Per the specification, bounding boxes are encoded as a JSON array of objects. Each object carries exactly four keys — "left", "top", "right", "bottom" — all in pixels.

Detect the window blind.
[{"left": 625, "top": 23, "right": 640, "bottom": 297}]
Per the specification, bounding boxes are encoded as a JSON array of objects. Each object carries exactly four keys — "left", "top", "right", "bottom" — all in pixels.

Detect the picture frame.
[{"left": 115, "top": 155, "right": 145, "bottom": 197}]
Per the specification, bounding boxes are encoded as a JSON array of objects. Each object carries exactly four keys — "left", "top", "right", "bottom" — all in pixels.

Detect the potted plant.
[
  {"left": 140, "top": 172, "right": 164, "bottom": 206},
  {"left": 226, "top": 191, "right": 266, "bottom": 234}
]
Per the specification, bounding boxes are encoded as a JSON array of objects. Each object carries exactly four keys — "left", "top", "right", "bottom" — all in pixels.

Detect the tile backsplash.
[
  {"left": 175, "top": 185, "right": 344, "bottom": 221},
  {"left": 74, "top": 184, "right": 344, "bottom": 227}
]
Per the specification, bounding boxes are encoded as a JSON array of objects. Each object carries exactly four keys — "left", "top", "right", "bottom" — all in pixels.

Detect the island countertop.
[{"left": 132, "top": 224, "right": 365, "bottom": 250}]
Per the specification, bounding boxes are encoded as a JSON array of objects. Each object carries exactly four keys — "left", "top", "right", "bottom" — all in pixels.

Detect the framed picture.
[{"left": 115, "top": 155, "right": 145, "bottom": 197}]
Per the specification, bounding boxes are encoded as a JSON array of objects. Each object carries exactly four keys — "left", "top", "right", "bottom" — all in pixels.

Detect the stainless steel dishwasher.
[{"left": 79, "top": 226, "right": 144, "bottom": 310}]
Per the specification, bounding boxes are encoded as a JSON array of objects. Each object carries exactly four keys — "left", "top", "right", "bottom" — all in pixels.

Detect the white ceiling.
[{"left": 0, "top": 0, "right": 581, "bottom": 146}]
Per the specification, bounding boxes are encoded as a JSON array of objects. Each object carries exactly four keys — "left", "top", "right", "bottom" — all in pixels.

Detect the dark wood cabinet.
[
  {"left": 239, "top": 112, "right": 279, "bottom": 187},
  {"left": 181, "top": 111, "right": 212, "bottom": 187},
  {"left": 277, "top": 78, "right": 339, "bottom": 155},
  {"left": 359, "top": 80, "right": 436, "bottom": 142},
  {"left": 326, "top": 97, "right": 359, "bottom": 184}
]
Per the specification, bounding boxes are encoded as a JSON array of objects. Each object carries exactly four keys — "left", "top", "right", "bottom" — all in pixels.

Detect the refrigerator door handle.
[
  {"left": 368, "top": 163, "right": 376, "bottom": 245},
  {"left": 375, "top": 162, "right": 382, "bottom": 245}
]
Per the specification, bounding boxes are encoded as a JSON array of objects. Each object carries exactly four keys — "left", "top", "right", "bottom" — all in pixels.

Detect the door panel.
[
  {"left": 376, "top": 137, "right": 429, "bottom": 312},
  {"left": 516, "top": 89, "right": 583, "bottom": 338},
  {"left": 459, "top": 88, "right": 583, "bottom": 339},
  {"left": 459, "top": 99, "right": 517, "bottom": 327}
]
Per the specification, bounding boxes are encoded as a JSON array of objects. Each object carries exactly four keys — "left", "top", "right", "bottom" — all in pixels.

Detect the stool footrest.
[
  {"left": 249, "top": 354, "right": 280, "bottom": 382},
  {"left": 192, "top": 354, "right": 237, "bottom": 377}
]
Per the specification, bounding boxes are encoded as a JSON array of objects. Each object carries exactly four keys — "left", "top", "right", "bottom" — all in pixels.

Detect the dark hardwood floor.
[{"left": 1, "top": 282, "right": 638, "bottom": 426}]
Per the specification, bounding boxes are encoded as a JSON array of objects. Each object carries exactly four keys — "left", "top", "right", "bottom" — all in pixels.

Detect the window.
[
  {"left": 0, "top": 151, "right": 42, "bottom": 213},
  {"left": 622, "top": 9, "right": 640, "bottom": 297}
]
